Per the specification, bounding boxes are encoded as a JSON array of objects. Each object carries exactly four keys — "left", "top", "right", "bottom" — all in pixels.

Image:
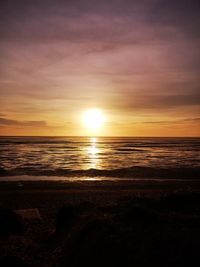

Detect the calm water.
[{"left": 0, "top": 137, "right": 200, "bottom": 179}]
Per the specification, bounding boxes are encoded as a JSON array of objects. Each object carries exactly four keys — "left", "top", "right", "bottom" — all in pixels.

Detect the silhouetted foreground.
[{"left": 0, "top": 181, "right": 200, "bottom": 267}]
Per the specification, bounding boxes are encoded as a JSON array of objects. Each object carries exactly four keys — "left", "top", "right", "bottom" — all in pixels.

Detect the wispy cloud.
[
  {"left": 142, "top": 118, "right": 200, "bottom": 124},
  {"left": 0, "top": 118, "right": 47, "bottom": 127},
  {"left": 108, "top": 91, "right": 200, "bottom": 112}
]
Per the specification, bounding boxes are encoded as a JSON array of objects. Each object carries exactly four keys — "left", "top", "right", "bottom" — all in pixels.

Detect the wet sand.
[{"left": 0, "top": 179, "right": 199, "bottom": 213}]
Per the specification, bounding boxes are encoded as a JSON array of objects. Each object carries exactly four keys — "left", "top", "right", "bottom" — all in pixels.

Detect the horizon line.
[{"left": 0, "top": 135, "right": 199, "bottom": 138}]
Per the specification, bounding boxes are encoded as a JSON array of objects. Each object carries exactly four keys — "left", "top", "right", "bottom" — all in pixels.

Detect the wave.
[
  {"left": 0, "top": 166, "right": 200, "bottom": 179},
  {"left": 0, "top": 137, "right": 199, "bottom": 146}
]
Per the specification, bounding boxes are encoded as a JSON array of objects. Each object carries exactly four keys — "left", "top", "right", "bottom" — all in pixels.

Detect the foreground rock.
[
  {"left": 0, "top": 256, "right": 31, "bottom": 267},
  {"left": 0, "top": 207, "right": 25, "bottom": 240}
]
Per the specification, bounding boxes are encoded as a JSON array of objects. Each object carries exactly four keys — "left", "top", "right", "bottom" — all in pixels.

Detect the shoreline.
[{"left": 1, "top": 174, "right": 200, "bottom": 181}]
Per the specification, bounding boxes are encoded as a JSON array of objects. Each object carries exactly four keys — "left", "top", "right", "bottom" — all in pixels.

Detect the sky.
[{"left": 0, "top": 0, "right": 200, "bottom": 136}]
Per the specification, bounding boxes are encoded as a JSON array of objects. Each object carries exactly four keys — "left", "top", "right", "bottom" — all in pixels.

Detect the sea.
[{"left": 0, "top": 137, "right": 200, "bottom": 181}]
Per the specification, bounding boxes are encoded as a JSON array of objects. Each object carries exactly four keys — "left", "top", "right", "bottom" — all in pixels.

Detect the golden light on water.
[
  {"left": 86, "top": 137, "right": 100, "bottom": 169},
  {"left": 91, "top": 137, "right": 97, "bottom": 143},
  {"left": 88, "top": 144, "right": 98, "bottom": 156}
]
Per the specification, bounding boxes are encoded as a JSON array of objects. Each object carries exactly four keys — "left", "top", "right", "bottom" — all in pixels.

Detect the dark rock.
[
  {"left": 75, "top": 201, "right": 96, "bottom": 213},
  {"left": 120, "top": 205, "right": 161, "bottom": 225},
  {"left": 60, "top": 219, "right": 117, "bottom": 267},
  {"left": 159, "top": 192, "right": 200, "bottom": 211},
  {"left": 0, "top": 207, "right": 25, "bottom": 239},
  {"left": 0, "top": 256, "right": 31, "bottom": 267},
  {"left": 56, "top": 204, "right": 78, "bottom": 233}
]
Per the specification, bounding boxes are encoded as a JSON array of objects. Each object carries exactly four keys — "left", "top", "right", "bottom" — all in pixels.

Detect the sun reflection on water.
[
  {"left": 91, "top": 137, "right": 97, "bottom": 143},
  {"left": 88, "top": 145, "right": 98, "bottom": 156},
  {"left": 87, "top": 137, "right": 100, "bottom": 169}
]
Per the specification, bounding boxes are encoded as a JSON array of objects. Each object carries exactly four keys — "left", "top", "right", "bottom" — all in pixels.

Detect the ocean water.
[{"left": 0, "top": 137, "right": 200, "bottom": 180}]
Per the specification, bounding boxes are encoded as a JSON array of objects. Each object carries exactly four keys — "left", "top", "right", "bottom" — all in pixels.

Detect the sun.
[{"left": 82, "top": 109, "right": 105, "bottom": 131}]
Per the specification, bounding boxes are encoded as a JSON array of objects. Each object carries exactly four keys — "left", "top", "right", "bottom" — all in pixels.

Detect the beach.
[
  {"left": 1, "top": 137, "right": 200, "bottom": 266},
  {"left": 1, "top": 178, "right": 200, "bottom": 218},
  {"left": 1, "top": 178, "right": 200, "bottom": 266}
]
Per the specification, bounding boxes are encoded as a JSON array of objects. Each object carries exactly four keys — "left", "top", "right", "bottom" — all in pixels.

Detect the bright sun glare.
[{"left": 83, "top": 109, "right": 105, "bottom": 131}]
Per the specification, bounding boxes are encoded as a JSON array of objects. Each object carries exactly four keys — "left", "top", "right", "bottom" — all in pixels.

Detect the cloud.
[
  {"left": 148, "top": 0, "right": 200, "bottom": 38},
  {"left": 1, "top": 0, "right": 199, "bottom": 45},
  {"left": 152, "top": 93, "right": 200, "bottom": 108},
  {"left": 0, "top": 117, "right": 47, "bottom": 127},
  {"left": 142, "top": 118, "right": 200, "bottom": 124},
  {"left": 110, "top": 91, "right": 200, "bottom": 112}
]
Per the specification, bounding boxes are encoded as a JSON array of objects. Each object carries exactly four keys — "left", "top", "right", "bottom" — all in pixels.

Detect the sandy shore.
[
  {"left": 1, "top": 178, "right": 200, "bottom": 267},
  {"left": 1, "top": 178, "right": 200, "bottom": 222},
  {"left": 0, "top": 178, "right": 199, "bottom": 202}
]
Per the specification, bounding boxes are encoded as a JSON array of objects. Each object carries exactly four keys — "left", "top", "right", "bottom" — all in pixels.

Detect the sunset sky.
[{"left": 0, "top": 0, "right": 199, "bottom": 136}]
